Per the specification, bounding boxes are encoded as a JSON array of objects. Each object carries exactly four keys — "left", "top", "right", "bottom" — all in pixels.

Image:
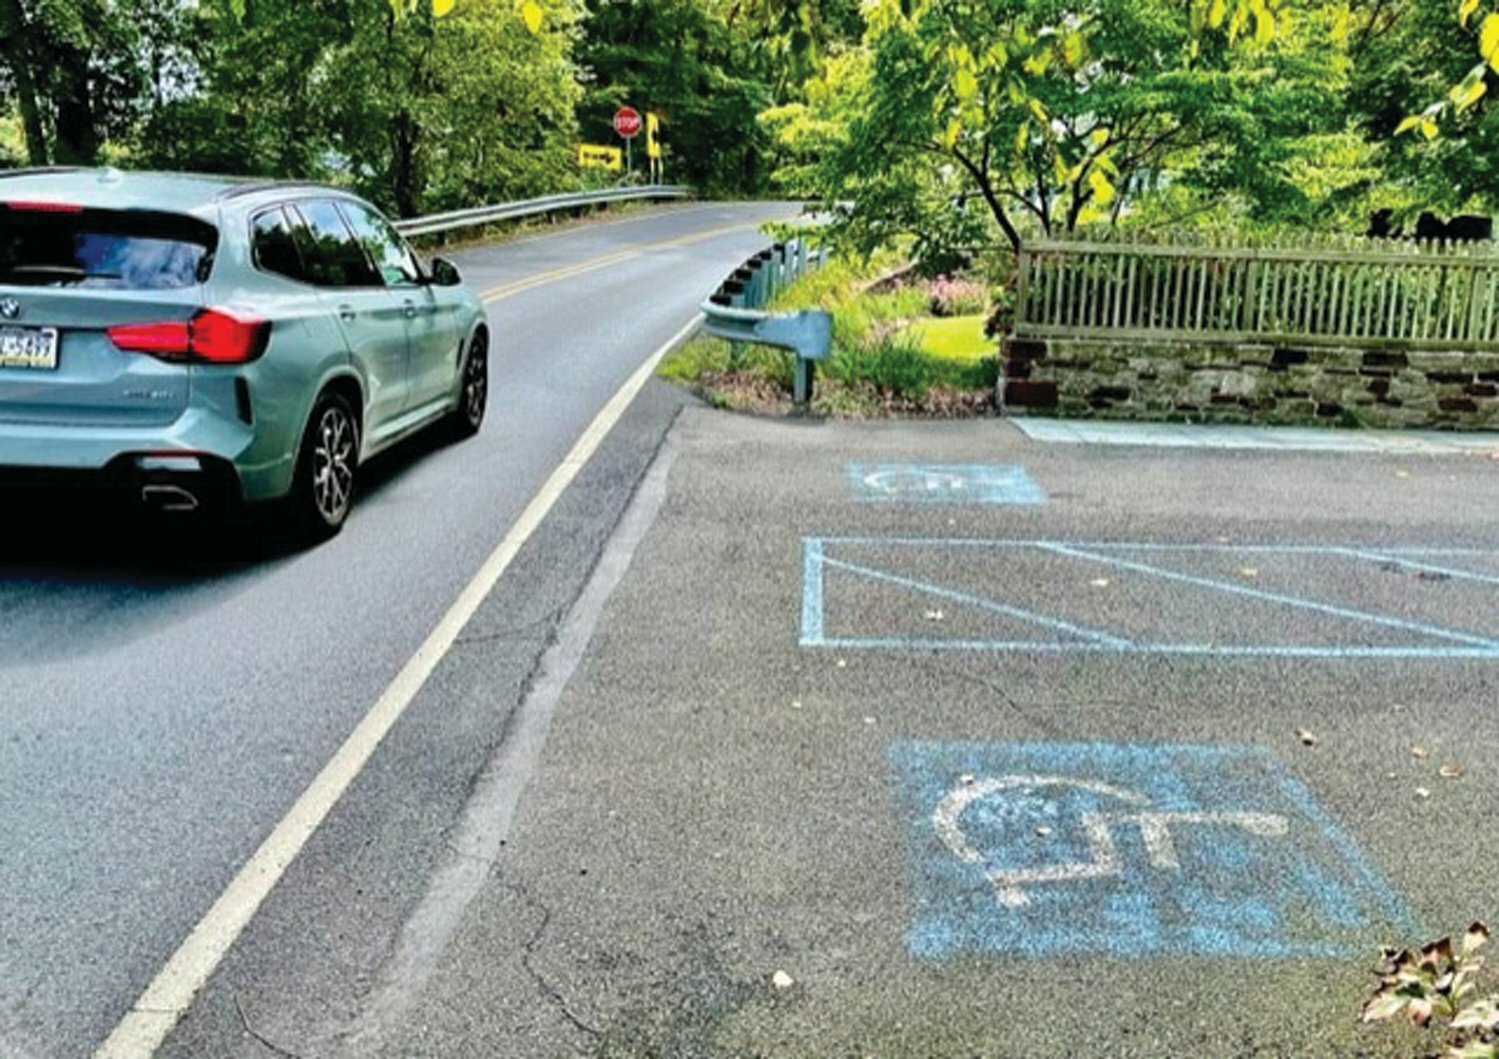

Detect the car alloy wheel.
[{"left": 310, "top": 400, "right": 357, "bottom": 527}]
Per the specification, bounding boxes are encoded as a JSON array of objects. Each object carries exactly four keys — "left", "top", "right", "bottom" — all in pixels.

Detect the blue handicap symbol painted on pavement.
[
  {"left": 845, "top": 463, "right": 1046, "bottom": 504},
  {"left": 889, "top": 742, "right": 1413, "bottom": 960}
]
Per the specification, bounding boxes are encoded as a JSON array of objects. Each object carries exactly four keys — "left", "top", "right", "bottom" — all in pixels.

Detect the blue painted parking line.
[
  {"left": 801, "top": 537, "right": 1499, "bottom": 659},
  {"left": 845, "top": 463, "right": 1046, "bottom": 504},
  {"left": 889, "top": 742, "right": 1414, "bottom": 960}
]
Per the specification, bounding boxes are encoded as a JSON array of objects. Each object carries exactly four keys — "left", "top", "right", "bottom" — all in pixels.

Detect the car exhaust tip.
[{"left": 141, "top": 484, "right": 199, "bottom": 513}]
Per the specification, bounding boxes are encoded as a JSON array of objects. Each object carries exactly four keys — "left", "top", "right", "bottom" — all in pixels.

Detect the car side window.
[
  {"left": 289, "top": 199, "right": 382, "bottom": 289},
  {"left": 250, "top": 207, "right": 307, "bottom": 283},
  {"left": 336, "top": 201, "right": 423, "bottom": 287}
]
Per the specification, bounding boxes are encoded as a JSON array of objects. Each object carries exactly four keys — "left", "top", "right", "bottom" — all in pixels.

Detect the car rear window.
[{"left": 0, "top": 205, "right": 217, "bottom": 290}]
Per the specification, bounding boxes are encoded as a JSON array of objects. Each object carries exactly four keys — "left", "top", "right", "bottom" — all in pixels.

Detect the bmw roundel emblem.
[{"left": 0, "top": 299, "right": 19, "bottom": 320}]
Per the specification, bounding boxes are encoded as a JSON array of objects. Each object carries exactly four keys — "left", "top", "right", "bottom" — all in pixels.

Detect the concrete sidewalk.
[{"left": 367, "top": 406, "right": 1499, "bottom": 1058}]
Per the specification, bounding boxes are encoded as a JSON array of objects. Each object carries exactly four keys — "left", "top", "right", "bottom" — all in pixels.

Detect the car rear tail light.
[
  {"left": 2, "top": 200, "right": 84, "bottom": 213},
  {"left": 109, "top": 309, "right": 269, "bottom": 364}
]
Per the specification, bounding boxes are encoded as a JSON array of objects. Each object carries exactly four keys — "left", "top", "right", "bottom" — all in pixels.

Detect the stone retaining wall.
[{"left": 1001, "top": 337, "right": 1499, "bottom": 429}]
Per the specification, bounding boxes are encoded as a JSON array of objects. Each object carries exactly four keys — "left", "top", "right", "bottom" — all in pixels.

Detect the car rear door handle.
[
  {"left": 402, "top": 300, "right": 418, "bottom": 319},
  {"left": 337, "top": 304, "right": 356, "bottom": 323}
]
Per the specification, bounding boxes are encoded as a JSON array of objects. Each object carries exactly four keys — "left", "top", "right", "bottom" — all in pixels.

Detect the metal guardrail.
[
  {"left": 394, "top": 185, "right": 692, "bottom": 238},
  {"left": 701, "top": 238, "right": 832, "bottom": 404}
]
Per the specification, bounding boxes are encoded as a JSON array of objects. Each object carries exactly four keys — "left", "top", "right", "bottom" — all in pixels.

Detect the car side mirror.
[{"left": 429, "top": 257, "right": 462, "bottom": 287}]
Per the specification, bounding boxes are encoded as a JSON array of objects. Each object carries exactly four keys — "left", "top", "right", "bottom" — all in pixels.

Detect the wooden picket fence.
[{"left": 1014, "top": 231, "right": 1499, "bottom": 350}]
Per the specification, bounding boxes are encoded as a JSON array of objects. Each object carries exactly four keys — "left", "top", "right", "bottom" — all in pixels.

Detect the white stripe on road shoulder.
[{"left": 94, "top": 313, "right": 704, "bottom": 1059}]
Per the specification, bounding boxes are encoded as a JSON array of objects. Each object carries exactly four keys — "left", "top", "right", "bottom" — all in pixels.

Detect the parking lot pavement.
[{"left": 375, "top": 409, "right": 1499, "bottom": 1058}]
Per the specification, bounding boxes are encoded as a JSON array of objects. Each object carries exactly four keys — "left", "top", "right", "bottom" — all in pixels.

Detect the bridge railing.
[
  {"left": 1016, "top": 232, "right": 1499, "bottom": 351},
  {"left": 393, "top": 185, "right": 691, "bottom": 239}
]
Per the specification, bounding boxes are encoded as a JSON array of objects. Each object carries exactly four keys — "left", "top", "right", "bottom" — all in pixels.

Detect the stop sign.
[{"left": 613, "top": 106, "right": 642, "bottom": 139}]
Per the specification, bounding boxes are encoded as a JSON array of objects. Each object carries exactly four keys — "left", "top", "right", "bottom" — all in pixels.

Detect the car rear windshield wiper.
[{"left": 0, "top": 265, "right": 123, "bottom": 286}]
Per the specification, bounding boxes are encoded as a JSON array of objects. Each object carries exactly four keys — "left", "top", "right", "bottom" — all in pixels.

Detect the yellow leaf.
[
  {"left": 1331, "top": 10, "right": 1350, "bottom": 42},
  {"left": 1207, "top": 0, "right": 1227, "bottom": 28},
  {"left": 1451, "top": 64, "right": 1490, "bottom": 110},
  {"left": 1421, "top": 117, "right": 1440, "bottom": 140},
  {"left": 433, "top": 0, "right": 455, "bottom": 15},
  {"left": 1087, "top": 168, "right": 1114, "bottom": 205},
  {"left": 1461, "top": 0, "right": 1482, "bottom": 27},
  {"left": 1028, "top": 98, "right": 1048, "bottom": 124},
  {"left": 1254, "top": 5, "right": 1274, "bottom": 44},
  {"left": 944, "top": 118, "right": 961, "bottom": 149},
  {"left": 522, "top": 0, "right": 542, "bottom": 32},
  {"left": 1395, "top": 114, "right": 1422, "bottom": 134},
  {"left": 954, "top": 67, "right": 978, "bottom": 102},
  {"left": 1481, "top": 12, "right": 1499, "bottom": 62},
  {"left": 1013, "top": 123, "right": 1028, "bottom": 155},
  {"left": 1062, "top": 30, "right": 1084, "bottom": 67}
]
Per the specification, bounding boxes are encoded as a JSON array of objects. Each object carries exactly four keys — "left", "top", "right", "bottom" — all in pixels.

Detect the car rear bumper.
[{"left": 0, "top": 407, "right": 258, "bottom": 509}]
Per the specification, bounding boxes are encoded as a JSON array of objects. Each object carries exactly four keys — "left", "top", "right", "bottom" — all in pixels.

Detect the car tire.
[
  {"left": 447, "top": 330, "right": 488, "bottom": 440},
  {"left": 293, "top": 390, "right": 360, "bottom": 541}
]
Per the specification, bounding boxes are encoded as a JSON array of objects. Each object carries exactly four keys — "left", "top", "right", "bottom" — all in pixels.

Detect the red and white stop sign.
[{"left": 613, "top": 106, "right": 642, "bottom": 139}]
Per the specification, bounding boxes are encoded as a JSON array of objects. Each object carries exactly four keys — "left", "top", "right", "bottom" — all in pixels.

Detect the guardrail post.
[{"left": 793, "top": 356, "right": 816, "bottom": 405}]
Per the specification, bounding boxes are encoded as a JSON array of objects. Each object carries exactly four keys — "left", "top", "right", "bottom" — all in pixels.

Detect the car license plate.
[{"left": 0, "top": 326, "right": 59, "bottom": 370}]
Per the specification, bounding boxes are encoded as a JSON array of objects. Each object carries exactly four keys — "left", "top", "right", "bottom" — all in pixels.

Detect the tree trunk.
[
  {"left": 51, "top": 49, "right": 100, "bottom": 165},
  {"left": 0, "top": 0, "right": 48, "bottom": 163}
]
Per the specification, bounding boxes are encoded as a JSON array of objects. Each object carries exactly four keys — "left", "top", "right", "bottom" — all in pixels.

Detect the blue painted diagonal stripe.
[
  {"left": 821, "top": 555, "right": 1134, "bottom": 648},
  {"left": 1038, "top": 542, "right": 1499, "bottom": 649},
  {"left": 1339, "top": 549, "right": 1499, "bottom": 587}
]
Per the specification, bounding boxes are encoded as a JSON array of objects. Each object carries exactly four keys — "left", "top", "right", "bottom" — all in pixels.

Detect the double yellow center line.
[{"left": 479, "top": 222, "right": 757, "bottom": 304}]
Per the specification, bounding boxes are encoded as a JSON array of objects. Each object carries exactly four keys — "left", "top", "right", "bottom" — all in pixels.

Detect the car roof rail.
[{"left": 216, "top": 180, "right": 339, "bottom": 202}]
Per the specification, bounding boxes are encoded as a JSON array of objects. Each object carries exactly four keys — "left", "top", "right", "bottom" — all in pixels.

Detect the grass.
[{"left": 901, "top": 314, "right": 991, "bottom": 363}]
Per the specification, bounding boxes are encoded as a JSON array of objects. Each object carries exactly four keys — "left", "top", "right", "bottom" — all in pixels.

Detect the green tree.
[
  {"left": 0, "top": 0, "right": 147, "bottom": 164},
  {"left": 579, "top": 0, "right": 774, "bottom": 193},
  {"left": 766, "top": 0, "right": 1349, "bottom": 258},
  {"left": 138, "top": 0, "right": 579, "bottom": 216}
]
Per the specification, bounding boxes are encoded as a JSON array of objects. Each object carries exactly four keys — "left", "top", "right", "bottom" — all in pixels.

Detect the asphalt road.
[
  {"left": 359, "top": 410, "right": 1499, "bottom": 1058},
  {"left": 0, "top": 201, "right": 797, "bottom": 1058}
]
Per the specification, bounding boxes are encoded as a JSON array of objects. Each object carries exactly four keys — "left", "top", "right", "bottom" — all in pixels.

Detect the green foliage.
[
  {"left": 133, "top": 0, "right": 579, "bottom": 216},
  {"left": 577, "top": 0, "right": 774, "bottom": 193},
  {"left": 1363, "top": 923, "right": 1499, "bottom": 1058},
  {"left": 825, "top": 331, "right": 935, "bottom": 399},
  {"left": 767, "top": 0, "right": 1379, "bottom": 255}
]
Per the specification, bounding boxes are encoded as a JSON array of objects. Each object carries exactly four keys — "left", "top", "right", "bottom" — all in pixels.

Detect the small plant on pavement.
[{"left": 1362, "top": 922, "right": 1499, "bottom": 1057}]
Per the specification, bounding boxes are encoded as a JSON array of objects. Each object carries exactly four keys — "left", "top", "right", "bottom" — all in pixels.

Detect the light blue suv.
[{"left": 0, "top": 167, "right": 488, "bottom": 539}]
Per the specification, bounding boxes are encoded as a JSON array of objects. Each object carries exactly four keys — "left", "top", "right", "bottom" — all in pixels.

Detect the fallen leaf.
[
  {"left": 1296, "top": 728, "right": 1319, "bottom": 747},
  {"left": 836, "top": 658, "right": 847, "bottom": 669},
  {"left": 1386, "top": 772, "right": 1398, "bottom": 780},
  {"left": 1239, "top": 567, "right": 1259, "bottom": 578},
  {"left": 1415, "top": 787, "right": 1432, "bottom": 799},
  {"left": 1439, "top": 763, "right": 1462, "bottom": 779},
  {"left": 959, "top": 773, "right": 975, "bottom": 786},
  {"left": 771, "top": 969, "right": 795, "bottom": 990},
  {"left": 1412, "top": 746, "right": 1430, "bottom": 759},
  {"left": 791, "top": 700, "right": 802, "bottom": 710},
  {"left": 924, "top": 609, "right": 945, "bottom": 621},
  {"left": 1396, "top": 470, "right": 1410, "bottom": 478},
  {"left": 1035, "top": 825, "right": 1053, "bottom": 837},
  {"left": 863, "top": 716, "right": 876, "bottom": 725},
  {"left": 1089, "top": 578, "right": 1111, "bottom": 588}
]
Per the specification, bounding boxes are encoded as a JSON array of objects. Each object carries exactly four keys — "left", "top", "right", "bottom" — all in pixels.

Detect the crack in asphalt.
[
  {"left": 510, "top": 878, "right": 604, "bottom": 1044},
  {"left": 233, "top": 994, "right": 304, "bottom": 1059}
]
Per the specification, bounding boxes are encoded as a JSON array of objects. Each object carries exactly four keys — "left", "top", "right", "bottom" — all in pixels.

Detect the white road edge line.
[{"left": 94, "top": 313, "right": 704, "bottom": 1059}]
